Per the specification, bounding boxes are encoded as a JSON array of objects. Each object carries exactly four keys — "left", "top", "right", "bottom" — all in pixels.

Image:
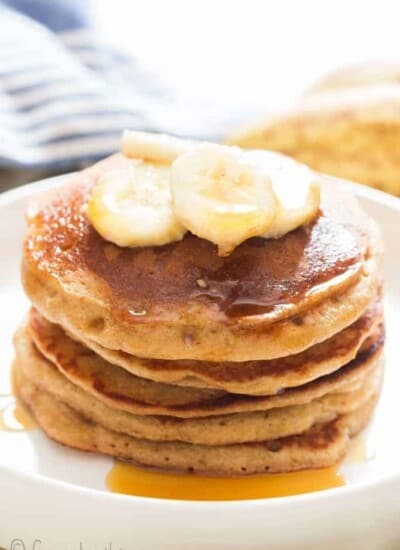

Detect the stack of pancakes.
[{"left": 15, "top": 154, "right": 384, "bottom": 476}]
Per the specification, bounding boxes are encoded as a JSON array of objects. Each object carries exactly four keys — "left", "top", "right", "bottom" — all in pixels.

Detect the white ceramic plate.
[{"left": 0, "top": 175, "right": 399, "bottom": 550}]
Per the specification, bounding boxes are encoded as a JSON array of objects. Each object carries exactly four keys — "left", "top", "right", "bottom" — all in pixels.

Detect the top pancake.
[{"left": 22, "top": 154, "right": 382, "bottom": 361}]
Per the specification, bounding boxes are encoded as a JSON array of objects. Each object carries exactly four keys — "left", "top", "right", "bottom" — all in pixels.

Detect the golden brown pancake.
[
  {"left": 16, "top": 319, "right": 384, "bottom": 418},
  {"left": 22, "top": 154, "right": 382, "bottom": 361},
  {"left": 62, "top": 297, "right": 382, "bottom": 394},
  {"left": 15, "top": 362, "right": 379, "bottom": 476},
  {"left": 29, "top": 297, "right": 382, "bottom": 396},
  {"left": 227, "top": 68, "right": 400, "bottom": 196},
  {"left": 28, "top": 311, "right": 224, "bottom": 407},
  {"left": 15, "top": 329, "right": 382, "bottom": 446}
]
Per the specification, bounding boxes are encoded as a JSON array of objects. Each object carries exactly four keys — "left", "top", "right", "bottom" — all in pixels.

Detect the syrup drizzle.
[{"left": 192, "top": 262, "right": 362, "bottom": 319}]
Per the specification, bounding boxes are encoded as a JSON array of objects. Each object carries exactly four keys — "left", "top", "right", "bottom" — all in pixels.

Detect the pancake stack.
[{"left": 15, "top": 153, "right": 384, "bottom": 476}]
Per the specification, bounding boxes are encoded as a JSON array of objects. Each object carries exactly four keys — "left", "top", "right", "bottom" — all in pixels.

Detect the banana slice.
[
  {"left": 170, "top": 143, "right": 277, "bottom": 256},
  {"left": 122, "top": 130, "right": 195, "bottom": 163},
  {"left": 246, "top": 150, "right": 320, "bottom": 238},
  {"left": 87, "top": 161, "right": 186, "bottom": 247},
  {"left": 90, "top": 134, "right": 320, "bottom": 252}
]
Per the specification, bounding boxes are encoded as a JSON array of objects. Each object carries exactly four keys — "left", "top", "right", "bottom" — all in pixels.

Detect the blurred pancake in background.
[{"left": 227, "top": 62, "right": 400, "bottom": 196}]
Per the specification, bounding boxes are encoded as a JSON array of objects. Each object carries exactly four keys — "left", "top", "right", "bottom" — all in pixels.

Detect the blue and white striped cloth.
[{"left": 0, "top": 0, "right": 232, "bottom": 187}]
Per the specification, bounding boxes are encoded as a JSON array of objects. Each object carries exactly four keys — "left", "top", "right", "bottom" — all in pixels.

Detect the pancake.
[
  {"left": 15, "top": 363, "right": 379, "bottom": 475},
  {"left": 227, "top": 79, "right": 400, "bottom": 196},
  {"left": 308, "top": 62, "right": 400, "bottom": 95},
  {"left": 28, "top": 311, "right": 225, "bottom": 408},
  {"left": 15, "top": 333, "right": 382, "bottom": 445},
  {"left": 29, "top": 297, "right": 382, "bottom": 397},
  {"left": 55, "top": 297, "right": 382, "bottom": 394},
  {"left": 22, "top": 154, "right": 382, "bottom": 361},
  {"left": 16, "top": 319, "right": 384, "bottom": 418}
]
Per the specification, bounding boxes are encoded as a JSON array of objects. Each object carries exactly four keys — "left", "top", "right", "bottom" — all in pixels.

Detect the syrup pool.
[
  {"left": 0, "top": 395, "right": 37, "bottom": 432},
  {"left": 106, "top": 435, "right": 372, "bottom": 501},
  {"left": 0, "top": 366, "right": 37, "bottom": 432},
  {"left": 106, "top": 461, "right": 345, "bottom": 501}
]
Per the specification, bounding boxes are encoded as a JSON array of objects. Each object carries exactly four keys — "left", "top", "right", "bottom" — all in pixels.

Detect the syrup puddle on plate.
[
  {"left": 106, "top": 462, "right": 345, "bottom": 501},
  {"left": 0, "top": 366, "right": 369, "bottom": 500},
  {"left": 0, "top": 395, "right": 37, "bottom": 432},
  {"left": 107, "top": 436, "right": 369, "bottom": 501}
]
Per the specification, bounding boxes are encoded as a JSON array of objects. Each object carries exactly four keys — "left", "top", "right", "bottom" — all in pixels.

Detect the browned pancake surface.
[
  {"left": 22, "top": 314, "right": 384, "bottom": 417},
  {"left": 15, "top": 326, "right": 382, "bottom": 446},
  {"left": 24, "top": 154, "right": 370, "bottom": 326},
  {"left": 29, "top": 297, "right": 382, "bottom": 396},
  {"left": 15, "top": 362, "right": 379, "bottom": 476}
]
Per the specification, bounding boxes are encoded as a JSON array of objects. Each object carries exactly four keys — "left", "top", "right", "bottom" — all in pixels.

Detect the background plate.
[{"left": 0, "top": 175, "right": 399, "bottom": 550}]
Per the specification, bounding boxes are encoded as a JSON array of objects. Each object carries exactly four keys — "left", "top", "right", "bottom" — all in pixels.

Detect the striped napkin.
[{"left": 0, "top": 0, "right": 232, "bottom": 190}]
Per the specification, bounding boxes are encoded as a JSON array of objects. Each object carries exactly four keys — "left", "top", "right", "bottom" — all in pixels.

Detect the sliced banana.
[
  {"left": 87, "top": 161, "right": 186, "bottom": 248},
  {"left": 246, "top": 150, "right": 321, "bottom": 238},
  {"left": 122, "top": 130, "right": 195, "bottom": 163},
  {"left": 170, "top": 143, "right": 277, "bottom": 256},
  {"left": 90, "top": 133, "right": 320, "bottom": 252}
]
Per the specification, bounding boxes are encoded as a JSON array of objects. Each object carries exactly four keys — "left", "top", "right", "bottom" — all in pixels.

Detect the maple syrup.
[
  {"left": 0, "top": 396, "right": 37, "bottom": 432},
  {"left": 0, "top": 369, "right": 37, "bottom": 432},
  {"left": 106, "top": 462, "right": 345, "bottom": 501},
  {"left": 106, "top": 432, "right": 374, "bottom": 501},
  {"left": 0, "top": 364, "right": 367, "bottom": 499}
]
